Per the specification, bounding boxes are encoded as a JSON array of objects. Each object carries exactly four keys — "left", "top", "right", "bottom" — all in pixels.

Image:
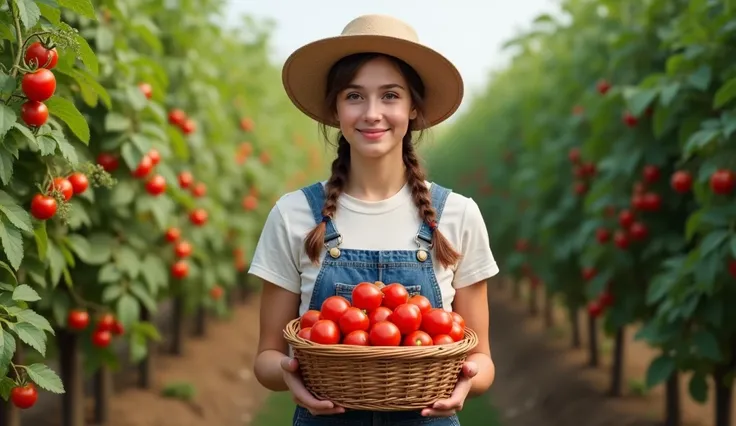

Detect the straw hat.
[{"left": 281, "top": 14, "right": 464, "bottom": 130}]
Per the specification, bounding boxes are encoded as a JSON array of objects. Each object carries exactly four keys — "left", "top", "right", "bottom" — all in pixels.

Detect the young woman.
[{"left": 250, "top": 14, "right": 499, "bottom": 426}]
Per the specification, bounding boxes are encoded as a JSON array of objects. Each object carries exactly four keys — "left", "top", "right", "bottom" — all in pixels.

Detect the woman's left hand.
[{"left": 421, "top": 361, "right": 478, "bottom": 417}]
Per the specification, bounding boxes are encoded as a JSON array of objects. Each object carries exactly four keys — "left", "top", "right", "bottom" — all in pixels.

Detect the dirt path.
[
  {"left": 487, "top": 280, "right": 734, "bottom": 426},
  {"left": 101, "top": 296, "right": 270, "bottom": 426}
]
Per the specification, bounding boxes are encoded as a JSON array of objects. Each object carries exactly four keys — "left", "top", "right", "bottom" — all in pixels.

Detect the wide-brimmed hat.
[{"left": 281, "top": 14, "right": 464, "bottom": 130}]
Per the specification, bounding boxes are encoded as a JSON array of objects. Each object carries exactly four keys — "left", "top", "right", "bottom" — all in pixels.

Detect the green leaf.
[
  {"left": 0, "top": 72, "right": 16, "bottom": 96},
  {"left": 713, "top": 76, "right": 736, "bottom": 109},
  {"left": 130, "top": 281, "right": 157, "bottom": 313},
  {"left": 0, "top": 261, "right": 17, "bottom": 285},
  {"left": 0, "top": 145, "right": 14, "bottom": 185},
  {"left": 11, "top": 322, "right": 46, "bottom": 356},
  {"left": 626, "top": 88, "right": 658, "bottom": 117},
  {"left": 38, "top": 1, "right": 61, "bottom": 25},
  {"left": 34, "top": 221, "right": 48, "bottom": 260},
  {"left": 70, "top": 233, "right": 112, "bottom": 265},
  {"left": 688, "top": 373, "right": 708, "bottom": 403},
  {"left": 688, "top": 65, "right": 712, "bottom": 91},
  {"left": 0, "top": 331, "right": 16, "bottom": 374},
  {"left": 0, "top": 190, "right": 32, "bottom": 232},
  {"left": 12, "top": 285, "right": 40, "bottom": 302},
  {"left": 14, "top": 309, "right": 53, "bottom": 334},
  {"left": 645, "top": 354, "right": 675, "bottom": 388},
  {"left": 699, "top": 230, "right": 729, "bottom": 258},
  {"left": 36, "top": 134, "right": 57, "bottom": 156},
  {"left": 116, "top": 294, "right": 140, "bottom": 328},
  {"left": 104, "top": 113, "right": 131, "bottom": 132},
  {"left": 51, "top": 130, "right": 79, "bottom": 165},
  {"left": 0, "top": 104, "right": 17, "bottom": 141},
  {"left": 57, "top": 0, "right": 95, "bottom": 19},
  {"left": 692, "top": 329, "right": 721, "bottom": 361},
  {"left": 0, "top": 376, "right": 14, "bottom": 401},
  {"left": 0, "top": 219, "right": 23, "bottom": 270},
  {"left": 74, "top": 33, "right": 99, "bottom": 76},
  {"left": 98, "top": 264, "right": 121, "bottom": 284},
  {"left": 101, "top": 284, "right": 123, "bottom": 302},
  {"left": 659, "top": 82, "right": 681, "bottom": 106},
  {"left": 25, "top": 364, "right": 64, "bottom": 393},
  {"left": 45, "top": 97, "right": 90, "bottom": 144},
  {"left": 12, "top": 0, "right": 41, "bottom": 29}
]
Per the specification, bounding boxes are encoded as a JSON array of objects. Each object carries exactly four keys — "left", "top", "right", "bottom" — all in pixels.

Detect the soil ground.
[{"left": 28, "top": 278, "right": 733, "bottom": 426}]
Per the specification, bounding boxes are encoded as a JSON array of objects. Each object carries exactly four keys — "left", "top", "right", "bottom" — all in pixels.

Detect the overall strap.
[
  {"left": 300, "top": 182, "right": 341, "bottom": 243},
  {"left": 417, "top": 182, "right": 452, "bottom": 245}
]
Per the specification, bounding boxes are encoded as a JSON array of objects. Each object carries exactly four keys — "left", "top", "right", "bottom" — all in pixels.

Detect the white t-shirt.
[{"left": 248, "top": 181, "right": 500, "bottom": 316}]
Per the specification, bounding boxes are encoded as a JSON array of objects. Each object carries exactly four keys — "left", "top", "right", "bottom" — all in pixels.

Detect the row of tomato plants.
[
  {"left": 0, "top": 0, "right": 326, "bottom": 412},
  {"left": 426, "top": 0, "right": 736, "bottom": 425}
]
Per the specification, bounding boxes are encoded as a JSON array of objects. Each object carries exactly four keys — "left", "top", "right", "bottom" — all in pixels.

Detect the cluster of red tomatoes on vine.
[
  {"left": 298, "top": 282, "right": 467, "bottom": 347},
  {"left": 18, "top": 41, "right": 58, "bottom": 128},
  {"left": 67, "top": 310, "right": 125, "bottom": 348},
  {"left": 30, "top": 173, "right": 89, "bottom": 221}
]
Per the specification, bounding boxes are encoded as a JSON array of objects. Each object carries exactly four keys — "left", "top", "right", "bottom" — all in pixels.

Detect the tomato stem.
[
  {"left": 7, "top": 0, "right": 24, "bottom": 79},
  {"left": 9, "top": 362, "right": 22, "bottom": 385}
]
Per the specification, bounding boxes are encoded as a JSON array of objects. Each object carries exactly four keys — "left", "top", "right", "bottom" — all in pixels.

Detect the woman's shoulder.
[
  {"left": 426, "top": 181, "right": 479, "bottom": 218},
  {"left": 269, "top": 181, "right": 327, "bottom": 228}
]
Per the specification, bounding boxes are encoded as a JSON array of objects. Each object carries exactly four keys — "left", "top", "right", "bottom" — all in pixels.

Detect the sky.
[{"left": 222, "top": 1, "right": 561, "bottom": 116}]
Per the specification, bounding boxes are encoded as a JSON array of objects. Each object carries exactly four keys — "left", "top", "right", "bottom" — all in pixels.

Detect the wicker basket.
[{"left": 283, "top": 318, "right": 479, "bottom": 411}]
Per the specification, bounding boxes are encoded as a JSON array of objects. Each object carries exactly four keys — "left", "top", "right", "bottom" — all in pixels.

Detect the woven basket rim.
[{"left": 283, "top": 318, "right": 478, "bottom": 359}]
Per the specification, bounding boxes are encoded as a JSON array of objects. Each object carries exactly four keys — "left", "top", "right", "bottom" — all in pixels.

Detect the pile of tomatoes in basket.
[{"left": 297, "top": 281, "right": 466, "bottom": 346}]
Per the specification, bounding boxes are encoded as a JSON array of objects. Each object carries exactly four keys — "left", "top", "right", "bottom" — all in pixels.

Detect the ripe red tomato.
[
  {"left": 595, "top": 228, "right": 610, "bottom": 244},
  {"left": 671, "top": 171, "right": 692, "bottom": 193},
  {"left": 432, "top": 334, "right": 455, "bottom": 345},
  {"left": 182, "top": 119, "right": 196, "bottom": 134},
  {"left": 240, "top": 117, "right": 254, "bottom": 132},
  {"left": 574, "top": 182, "right": 587, "bottom": 195},
  {"left": 67, "top": 172, "right": 89, "bottom": 195},
  {"left": 622, "top": 111, "right": 638, "bottom": 127},
  {"left": 581, "top": 267, "right": 596, "bottom": 281},
  {"left": 24, "top": 42, "right": 58, "bottom": 69},
  {"left": 342, "top": 330, "right": 370, "bottom": 346},
  {"left": 147, "top": 148, "right": 161, "bottom": 165},
  {"left": 351, "top": 282, "right": 383, "bottom": 312},
  {"left": 145, "top": 174, "right": 166, "bottom": 195},
  {"left": 389, "top": 303, "right": 422, "bottom": 335},
  {"left": 421, "top": 309, "right": 453, "bottom": 336},
  {"left": 171, "top": 260, "right": 189, "bottom": 278},
  {"left": 641, "top": 192, "right": 661, "bottom": 211},
  {"left": 138, "top": 83, "right": 153, "bottom": 99},
  {"left": 110, "top": 320, "right": 124, "bottom": 336},
  {"left": 92, "top": 330, "right": 112, "bottom": 348},
  {"left": 30, "top": 194, "right": 57, "bottom": 220},
  {"left": 710, "top": 169, "right": 735, "bottom": 195},
  {"left": 192, "top": 182, "right": 207, "bottom": 197},
  {"left": 369, "top": 321, "right": 401, "bottom": 346},
  {"left": 338, "top": 307, "right": 370, "bottom": 334},
  {"left": 588, "top": 301, "right": 603, "bottom": 318},
  {"left": 22, "top": 68, "right": 56, "bottom": 101},
  {"left": 629, "top": 222, "right": 648, "bottom": 241},
  {"left": 10, "top": 383, "right": 37, "bottom": 409},
  {"left": 368, "top": 306, "right": 392, "bottom": 327},
  {"left": 300, "top": 310, "right": 321, "bottom": 329},
  {"left": 20, "top": 100, "right": 48, "bottom": 127},
  {"left": 96, "top": 314, "right": 115, "bottom": 332},
  {"left": 174, "top": 240, "right": 192, "bottom": 258},
  {"left": 403, "top": 330, "right": 433, "bottom": 346},
  {"left": 96, "top": 152, "right": 119, "bottom": 172},
  {"left": 49, "top": 177, "right": 73, "bottom": 201},
  {"left": 189, "top": 208, "right": 208, "bottom": 226},
  {"left": 165, "top": 227, "right": 180, "bottom": 242},
  {"left": 320, "top": 296, "right": 351, "bottom": 323},
  {"left": 642, "top": 165, "right": 660, "bottom": 183},
  {"left": 297, "top": 327, "right": 312, "bottom": 341},
  {"left": 131, "top": 155, "right": 153, "bottom": 178},
  {"left": 596, "top": 79, "right": 610, "bottom": 95},
  {"left": 242, "top": 195, "right": 258, "bottom": 210},
  {"left": 67, "top": 310, "right": 89, "bottom": 330},
  {"left": 450, "top": 312, "right": 465, "bottom": 328},
  {"left": 407, "top": 294, "right": 432, "bottom": 315},
  {"left": 310, "top": 320, "right": 341, "bottom": 344},
  {"left": 613, "top": 230, "right": 630, "bottom": 250},
  {"left": 599, "top": 291, "right": 614, "bottom": 307},
  {"left": 381, "top": 283, "right": 409, "bottom": 309},
  {"left": 210, "top": 286, "right": 223, "bottom": 300},
  {"left": 178, "top": 171, "right": 194, "bottom": 188},
  {"left": 448, "top": 321, "right": 464, "bottom": 342},
  {"left": 568, "top": 147, "right": 580, "bottom": 163},
  {"left": 618, "top": 210, "right": 634, "bottom": 229},
  {"left": 168, "top": 109, "right": 186, "bottom": 126}
]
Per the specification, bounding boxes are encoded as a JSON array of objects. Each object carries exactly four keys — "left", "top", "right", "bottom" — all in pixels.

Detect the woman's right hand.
[{"left": 280, "top": 356, "right": 345, "bottom": 416}]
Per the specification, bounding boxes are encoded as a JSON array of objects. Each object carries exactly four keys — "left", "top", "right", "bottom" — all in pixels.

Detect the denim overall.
[{"left": 292, "top": 182, "right": 461, "bottom": 426}]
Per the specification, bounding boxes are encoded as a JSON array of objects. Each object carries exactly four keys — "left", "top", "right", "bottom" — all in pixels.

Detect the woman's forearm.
[{"left": 254, "top": 349, "right": 290, "bottom": 391}]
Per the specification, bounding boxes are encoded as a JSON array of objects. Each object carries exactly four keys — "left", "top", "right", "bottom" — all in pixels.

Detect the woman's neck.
[{"left": 345, "top": 148, "right": 407, "bottom": 201}]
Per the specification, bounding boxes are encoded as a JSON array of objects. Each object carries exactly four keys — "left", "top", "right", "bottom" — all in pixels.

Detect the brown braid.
[
  {"left": 304, "top": 136, "right": 350, "bottom": 263},
  {"left": 305, "top": 52, "right": 461, "bottom": 267},
  {"left": 403, "top": 134, "right": 462, "bottom": 269}
]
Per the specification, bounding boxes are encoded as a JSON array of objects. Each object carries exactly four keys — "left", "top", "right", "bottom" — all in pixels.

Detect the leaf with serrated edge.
[
  {"left": 45, "top": 97, "right": 90, "bottom": 144},
  {"left": 0, "top": 329, "right": 17, "bottom": 370},
  {"left": 0, "top": 104, "right": 17, "bottom": 141},
  {"left": 0, "top": 191, "right": 32, "bottom": 232},
  {"left": 0, "top": 220, "right": 23, "bottom": 270},
  {"left": 12, "top": 322, "right": 46, "bottom": 356},
  {"left": 12, "top": 0, "right": 40, "bottom": 29},
  {"left": 25, "top": 364, "right": 64, "bottom": 393},
  {"left": 0, "top": 376, "right": 14, "bottom": 401},
  {"left": 12, "top": 285, "right": 40, "bottom": 302}
]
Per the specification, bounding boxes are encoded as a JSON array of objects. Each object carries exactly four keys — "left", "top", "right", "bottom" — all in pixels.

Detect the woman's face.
[{"left": 335, "top": 56, "right": 417, "bottom": 159}]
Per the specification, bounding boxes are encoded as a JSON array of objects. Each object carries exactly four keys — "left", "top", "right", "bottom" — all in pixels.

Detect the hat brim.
[{"left": 282, "top": 35, "right": 464, "bottom": 130}]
